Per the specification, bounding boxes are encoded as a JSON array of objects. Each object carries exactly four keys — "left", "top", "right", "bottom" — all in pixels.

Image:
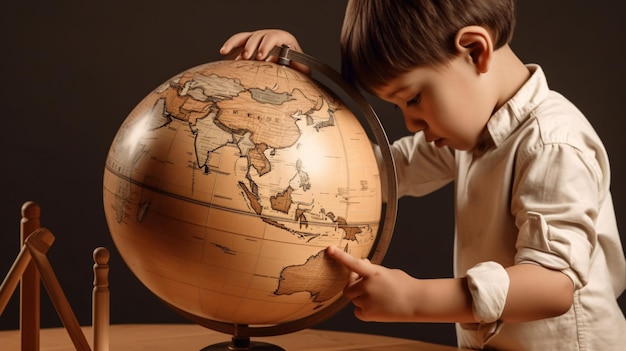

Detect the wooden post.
[
  {"left": 20, "top": 201, "right": 40, "bottom": 351},
  {"left": 25, "top": 229, "right": 91, "bottom": 351},
  {"left": 92, "top": 247, "right": 110, "bottom": 351}
]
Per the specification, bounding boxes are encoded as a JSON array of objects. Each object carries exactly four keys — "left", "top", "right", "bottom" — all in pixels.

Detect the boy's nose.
[{"left": 404, "top": 117, "right": 427, "bottom": 133}]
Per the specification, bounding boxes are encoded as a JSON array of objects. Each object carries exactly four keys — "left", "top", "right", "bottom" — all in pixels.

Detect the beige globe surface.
[{"left": 103, "top": 59, "right": 383, "bottom": 327}]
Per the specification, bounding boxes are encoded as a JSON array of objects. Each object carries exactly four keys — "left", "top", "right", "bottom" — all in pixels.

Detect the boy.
[{"left": 220, "top": 0, "right": 626, "bottom": 349}]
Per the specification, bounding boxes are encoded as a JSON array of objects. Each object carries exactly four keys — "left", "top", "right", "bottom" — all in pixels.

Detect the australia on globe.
[{"left": 102, "top": 59, "right": 383, "bottom": 326}]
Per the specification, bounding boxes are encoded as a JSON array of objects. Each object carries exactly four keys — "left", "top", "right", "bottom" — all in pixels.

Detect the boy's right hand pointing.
[{"left": 325, "top": 245, "right": 422, "bottom": 322}]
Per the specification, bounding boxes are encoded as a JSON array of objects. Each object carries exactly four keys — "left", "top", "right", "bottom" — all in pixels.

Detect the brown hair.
[{"left": 340, "top": 0, "right": 516, "bottom": 91}]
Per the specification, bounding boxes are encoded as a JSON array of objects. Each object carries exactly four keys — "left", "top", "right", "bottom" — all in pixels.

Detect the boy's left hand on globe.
[{"left": 220, "top": 29, "right": 311, "bottom": 75}]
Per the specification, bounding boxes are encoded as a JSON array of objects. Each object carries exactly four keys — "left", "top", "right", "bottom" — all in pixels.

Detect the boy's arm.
[
  {"left": 326, "top": 246, "right": 574, "bottom": 323},
  {"left": 501, "top": 263, "right": 574, "bottom": 322}
]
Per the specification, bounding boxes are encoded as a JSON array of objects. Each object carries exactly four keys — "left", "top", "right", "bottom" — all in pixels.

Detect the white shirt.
[{"left": 387, "top": 65, "right": 626, "bottom": 350}]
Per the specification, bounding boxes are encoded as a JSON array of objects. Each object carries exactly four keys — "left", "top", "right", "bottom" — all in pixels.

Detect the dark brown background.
[{"left": 1, "top": 1, "right": 624, "bottom": 346}]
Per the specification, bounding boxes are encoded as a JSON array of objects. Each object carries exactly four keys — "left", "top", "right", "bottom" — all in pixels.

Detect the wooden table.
[{"left": 0, "top": 324, "right": 469, "bottom": 350}]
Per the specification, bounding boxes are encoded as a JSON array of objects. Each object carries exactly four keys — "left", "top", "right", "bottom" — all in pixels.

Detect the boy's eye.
[{"left": 407, "top": 94, "right": 421, "bottom": 107}]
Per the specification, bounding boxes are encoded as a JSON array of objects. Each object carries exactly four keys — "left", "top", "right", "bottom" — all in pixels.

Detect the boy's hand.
[
  {"left": 220, "top": 29, "right": 310, "bottom": 74},
  {"left": 325, "top": 245, "right": 419, "bottom": 322}
]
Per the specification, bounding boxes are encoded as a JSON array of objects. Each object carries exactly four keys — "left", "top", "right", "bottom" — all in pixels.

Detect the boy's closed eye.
[
  {"left": 407, "top": 94, "right": 421, "bottom": 107},
  {"left": 391, "top": 94, "right": 421, "bottom": 110}
]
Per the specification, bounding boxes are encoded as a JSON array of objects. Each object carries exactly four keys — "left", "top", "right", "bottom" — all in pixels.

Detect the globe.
[{"left": 102, "top": 55, "right": 395, "bottom": 342}]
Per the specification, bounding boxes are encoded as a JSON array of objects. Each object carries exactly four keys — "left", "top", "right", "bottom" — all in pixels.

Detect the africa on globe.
[{"left": 102, "top": 58, "right": 384, "bottom": 328}]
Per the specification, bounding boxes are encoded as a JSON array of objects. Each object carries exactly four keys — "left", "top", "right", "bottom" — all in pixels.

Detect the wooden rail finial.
[{"left": 93, "top": 247, "right": 110, "bottom": 351}]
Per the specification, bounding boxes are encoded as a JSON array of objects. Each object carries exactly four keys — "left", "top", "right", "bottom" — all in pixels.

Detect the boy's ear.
[{"left": 454, "top": 26, "right": 493, "bottom": 73}]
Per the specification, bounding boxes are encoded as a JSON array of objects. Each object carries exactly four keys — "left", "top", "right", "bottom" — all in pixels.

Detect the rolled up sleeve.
[
  {"left": 467, "top": 261, "right": 510, "bottom": 323},
  {"left": 459, "top": 261, "right": 509, "bottom": 348}
]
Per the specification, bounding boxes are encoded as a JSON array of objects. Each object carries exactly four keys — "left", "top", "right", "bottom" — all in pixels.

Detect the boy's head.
[{"left": 340, "top": 0, "right": 516, "bottom": 91}]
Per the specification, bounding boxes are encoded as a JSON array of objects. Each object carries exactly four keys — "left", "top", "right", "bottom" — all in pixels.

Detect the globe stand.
[{"left": 200, "top": 325, "right": 285, "bottom": 351}]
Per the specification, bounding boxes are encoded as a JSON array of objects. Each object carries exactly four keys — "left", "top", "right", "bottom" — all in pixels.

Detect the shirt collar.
[{"left": 483, "top": 64, "right": 551, "bottom": 149}]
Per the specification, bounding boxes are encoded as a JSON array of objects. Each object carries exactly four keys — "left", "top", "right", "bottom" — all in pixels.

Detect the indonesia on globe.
[{"left": 102, "top": 55, "right": 394, "bottom": 337}]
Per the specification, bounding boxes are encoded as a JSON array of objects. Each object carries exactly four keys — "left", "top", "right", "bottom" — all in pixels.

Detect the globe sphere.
[{"left": 103, "top": 59, "right": 385, "bottom": 328}]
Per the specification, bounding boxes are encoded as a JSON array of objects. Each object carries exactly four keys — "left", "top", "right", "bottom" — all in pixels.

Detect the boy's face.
[{"left": 372, "top": 55, "right": 494, "bottom": 151}]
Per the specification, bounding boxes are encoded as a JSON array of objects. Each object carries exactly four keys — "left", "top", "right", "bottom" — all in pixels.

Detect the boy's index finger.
[{"left": 326, "top": 246, "right": 374, "bottom": 277}]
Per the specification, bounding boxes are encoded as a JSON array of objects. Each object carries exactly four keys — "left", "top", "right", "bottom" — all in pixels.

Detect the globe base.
[{"left": 201, "top": 336, "right": 285, "bottom": 351}]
